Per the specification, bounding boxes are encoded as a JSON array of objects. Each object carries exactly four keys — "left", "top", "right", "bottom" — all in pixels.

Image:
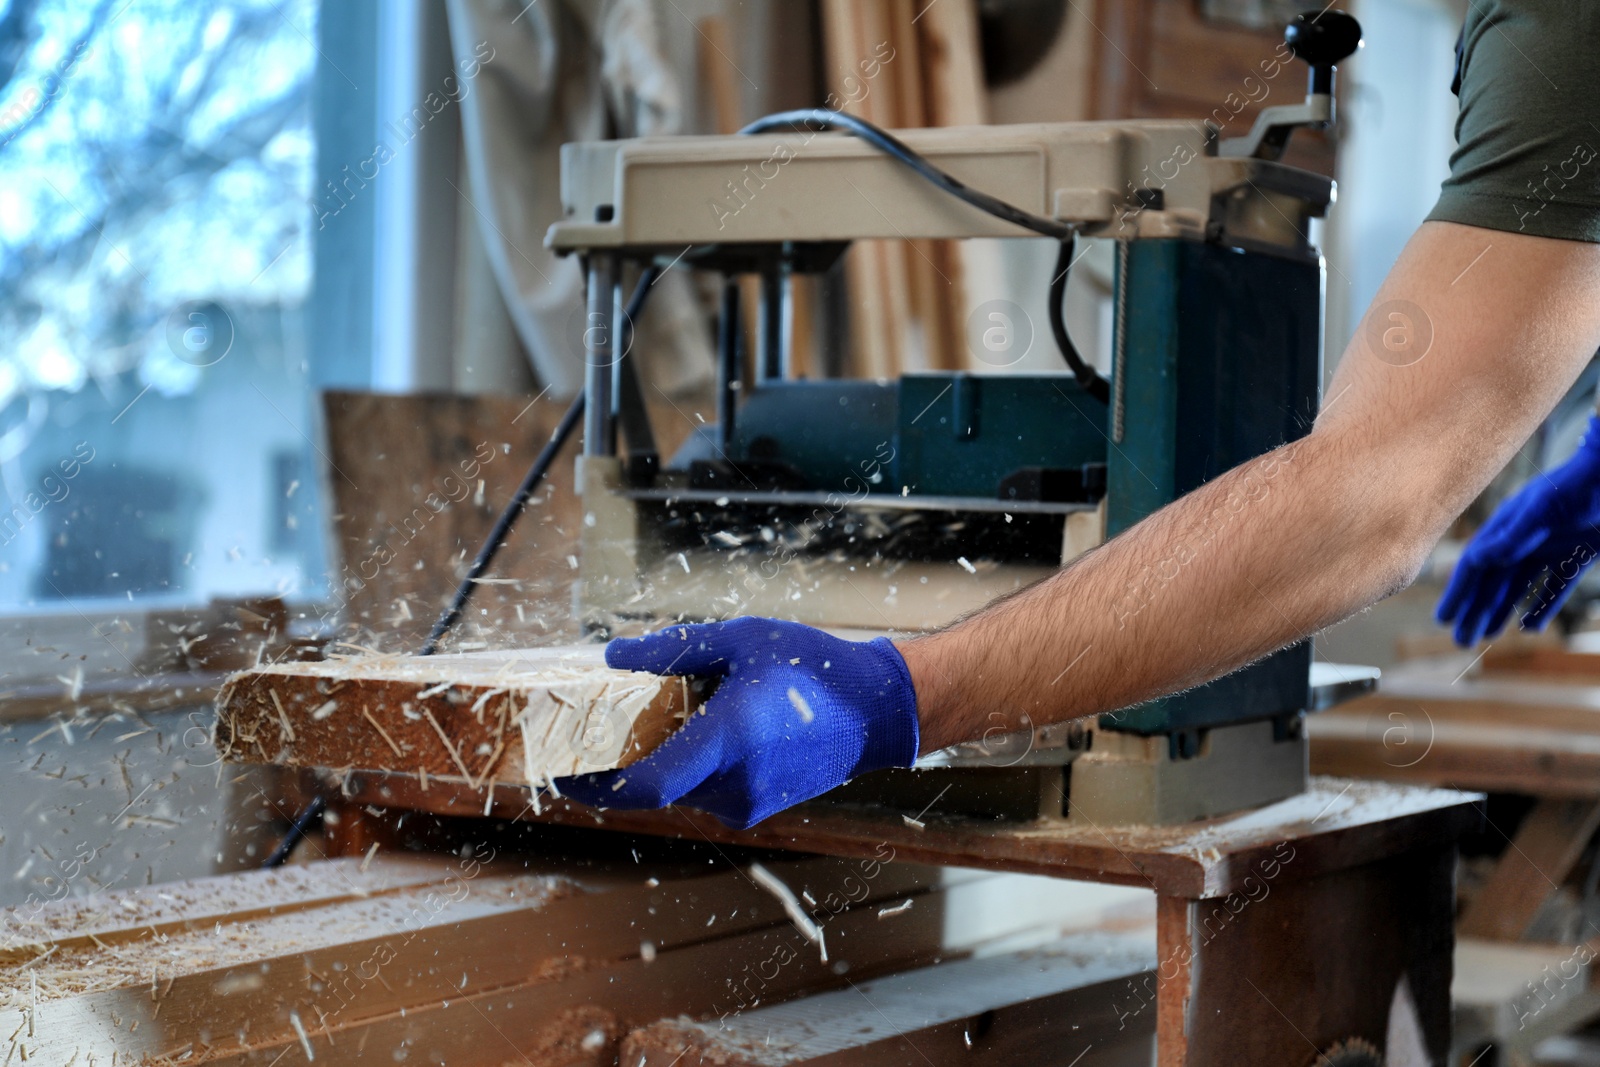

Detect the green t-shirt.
[{"left": 1427, "top": 0, "right": 1600, "bottom": 242}]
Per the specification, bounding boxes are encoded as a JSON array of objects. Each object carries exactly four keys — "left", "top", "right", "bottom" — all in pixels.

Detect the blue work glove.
[
  {"left": 1437, "top": 414, "right": 1600, "bottom": 645},
  {"left": 558, "top": 618, "right": 920, "bottom": 829}
]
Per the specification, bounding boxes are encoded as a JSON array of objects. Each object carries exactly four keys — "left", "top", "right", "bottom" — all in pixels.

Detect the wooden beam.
[
  {"left": 1, "top": 852, "right": 953, "bottom": 1065},
  {"left": 1310, "top": 712, "right": 1600, "bottom": 798},
  {"left": 621, "top": 932, "right": 1156, "bottom": 1065},
  {"left": 1481, "top": 645, "right": 1600, "bottom": 682},
  {"left": 1459, "top": 797, "right": 1600, "bottom": 941},
  {"left": 0, "top": 855, "right": 456, "bottom": 958},
  {"left": 1307, "top": 656, "right": 1600, "bottom": 797},
  {"left": 214, "top": 646, "right": 701, "bottom": 786}
]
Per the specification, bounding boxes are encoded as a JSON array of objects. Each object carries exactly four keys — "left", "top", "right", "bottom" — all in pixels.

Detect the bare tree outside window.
[{"left": 0, "top": 0, "right": 323, "bottom": 610}]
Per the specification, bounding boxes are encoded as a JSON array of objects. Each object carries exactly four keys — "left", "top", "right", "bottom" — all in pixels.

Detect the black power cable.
[
  {"left": 419, "top": 391, "right": 587, "bottom": 656},
  {"left": 261, "top": 794, "right": 325, "bottom": 869},
  {"left": 738, "top": 108, "right": 1111, "bottom": 401},
  {"left": 1050, "top": 237, "right": 1110, "bottom": 404},
  {"left": 420, "top": 264, "right": 663, "bottom": 657}
]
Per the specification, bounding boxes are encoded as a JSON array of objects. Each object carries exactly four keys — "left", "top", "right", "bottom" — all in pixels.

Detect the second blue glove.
[
  {"left": 557, "top": 618, "right": 920, "bottom": 829},
  {"left": 1437, "top": 414, "right": 1600, "bottom": 645}
]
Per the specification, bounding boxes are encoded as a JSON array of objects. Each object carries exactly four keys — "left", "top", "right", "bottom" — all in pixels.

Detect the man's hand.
[
  {"left": 557, "top": 618, "right": 919, "bottom": 829},
  {"left": 1437, "top": 414, "right": 1600, "bottom": 645}
]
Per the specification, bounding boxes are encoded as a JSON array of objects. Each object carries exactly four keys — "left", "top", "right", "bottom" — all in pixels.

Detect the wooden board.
[
  {"left": 820, "top": 0, "right": 979, "bottom": 377},
  {"left": 214, "top": 646, "right": 701, "bottom": 786},
  {"left": 1481, "top": 645, "right": 1600, "bottom": 682},
  {"left": 192, "top": 905, "right": 944, "bottom": 1065},
  {"left": 1308, "top": 655, "right": 1600, "bottom": 797},
  {"left": 0, "top": 852, "right": 956, "bottom": 1065},
  {"left": 0, "top": 855, "right": 456, "bottom": 958},
  {"left": 622, "top": 932, "right": 1156, "bottom": 1065}
]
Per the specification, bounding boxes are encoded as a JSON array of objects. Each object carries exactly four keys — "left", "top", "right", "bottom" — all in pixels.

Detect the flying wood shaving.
[
  {"left": 268, "top": 690, "right": 296, "bottom": 743},
  {"left": 786, "top": 688, "right": 814, "bottom": 723},
  {"left": 421, "top": 708, "right": 475, "bottom": 782},
  {"left": 328, "top": 641, "right": 392, "bottom": 658},
  {"left": 361, "top": 707, "right": 404, "bottom": 758},
  {"left": 289, "top": 1009, "right": 314, "bottom": 1060},
  {"left": 469, "top": 687, "right": 506, "bottom": 716},
  {"left": 748, "top": 863, "right": 826, "bottom": 964},
  {"left": 470, "top": 738, "right": 507, "bottom": 791}
]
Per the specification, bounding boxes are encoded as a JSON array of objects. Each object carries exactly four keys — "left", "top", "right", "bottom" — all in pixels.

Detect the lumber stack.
[
  {"left": 820, "top": 0, "right": 988, "bottom": 376},
  {"left": 214, "top": 646, "right": 701, "bottom": 789},
  {"left": 0, "top": 852, "right": 1152, "bottom": 1065}
]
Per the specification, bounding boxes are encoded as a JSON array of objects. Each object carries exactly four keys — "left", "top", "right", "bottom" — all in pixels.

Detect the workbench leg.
[{"left": 1154, "top": 844, "right": 1455, "bottom": 1067}]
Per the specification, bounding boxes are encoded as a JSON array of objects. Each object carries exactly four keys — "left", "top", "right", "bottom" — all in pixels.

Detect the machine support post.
[
  {"left": 609, "top": 260, "right": 628, "bottom": 446},
  {"left": 583, "top": 255, "right": 617, "bottom": 457},
  {"left": 718, "top": 276, "right": 741, "bottom": 450},
  {"left": 757, "top": 264, "right": 786, "bottom": 383}
]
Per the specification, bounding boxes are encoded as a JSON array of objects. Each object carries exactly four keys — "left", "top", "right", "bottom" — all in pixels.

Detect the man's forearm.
[
  {"left": 899, "top": 426, "right": 1428, "bottom": 752},
  {"left": 898, "top": 221, "right": 1600, "bottom": 754}
]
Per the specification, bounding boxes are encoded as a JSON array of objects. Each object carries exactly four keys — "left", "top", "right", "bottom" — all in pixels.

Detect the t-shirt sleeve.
[{"left": 1427, "top": 0, "right": 1600, "bottom": 242}]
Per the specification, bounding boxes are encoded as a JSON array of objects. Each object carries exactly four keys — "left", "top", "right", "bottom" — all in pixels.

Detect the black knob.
[
  {"left": 1286, "top": 10, "right": 1361, "bottom": 94},
  {"left": 1286, "top": 10, "right": 1362, "bottom": 65}
]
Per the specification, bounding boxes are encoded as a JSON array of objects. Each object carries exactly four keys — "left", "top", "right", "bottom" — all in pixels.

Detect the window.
[{"left": 0, "top": 0, "right": 342, "bottom": 616}]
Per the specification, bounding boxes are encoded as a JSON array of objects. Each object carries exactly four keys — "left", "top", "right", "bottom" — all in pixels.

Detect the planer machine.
[{"left": 544, "top": 10, "right": 1372, "bottom": 826}]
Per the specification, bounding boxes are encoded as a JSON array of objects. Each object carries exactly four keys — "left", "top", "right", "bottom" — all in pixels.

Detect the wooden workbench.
[
  {"left": 215, "top": 647, "right": 1479, "bottom": 1064},
  {"left": 314, "top": 769, "right": 1477, "bottom": 1067}
]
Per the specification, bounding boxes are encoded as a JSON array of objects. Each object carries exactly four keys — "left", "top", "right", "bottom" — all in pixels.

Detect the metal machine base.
[
  {"left": 1068, "top": 718, "right": 1307, "bottom": 826},
  {"left": 829, "top": 719, "right": 1306, "bottom": 826}
]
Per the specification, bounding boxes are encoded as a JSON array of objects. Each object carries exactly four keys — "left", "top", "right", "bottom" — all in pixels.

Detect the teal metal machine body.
[{"left": 717, "top": 238, "right": 1323, "bottom": 737}]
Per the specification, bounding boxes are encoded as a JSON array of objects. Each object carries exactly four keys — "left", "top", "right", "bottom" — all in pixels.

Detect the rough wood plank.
[
  {"left": 1459, "top": 798, "right": 1600, "bottom": 941},
  {"left": 199, "top": 894, "right": 946, "bottom": 1066},
  {"left": 340, "top": 773, "right": 1480, "bottom": 900},
  {"left": 214, "top": 646, "right": 702, "bottom": 785},
  {"left": 0, "top": 855, "right": 457, "bottom": 958},
  {"left": 621, "top": 932, "right": 1156, "bottom": 1065},
  {"left": 0, "top": 852, "right": 947, "bottom": 1064},
  {"left": 822, "top": 0, "right": 916, "bottom": 378}
]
